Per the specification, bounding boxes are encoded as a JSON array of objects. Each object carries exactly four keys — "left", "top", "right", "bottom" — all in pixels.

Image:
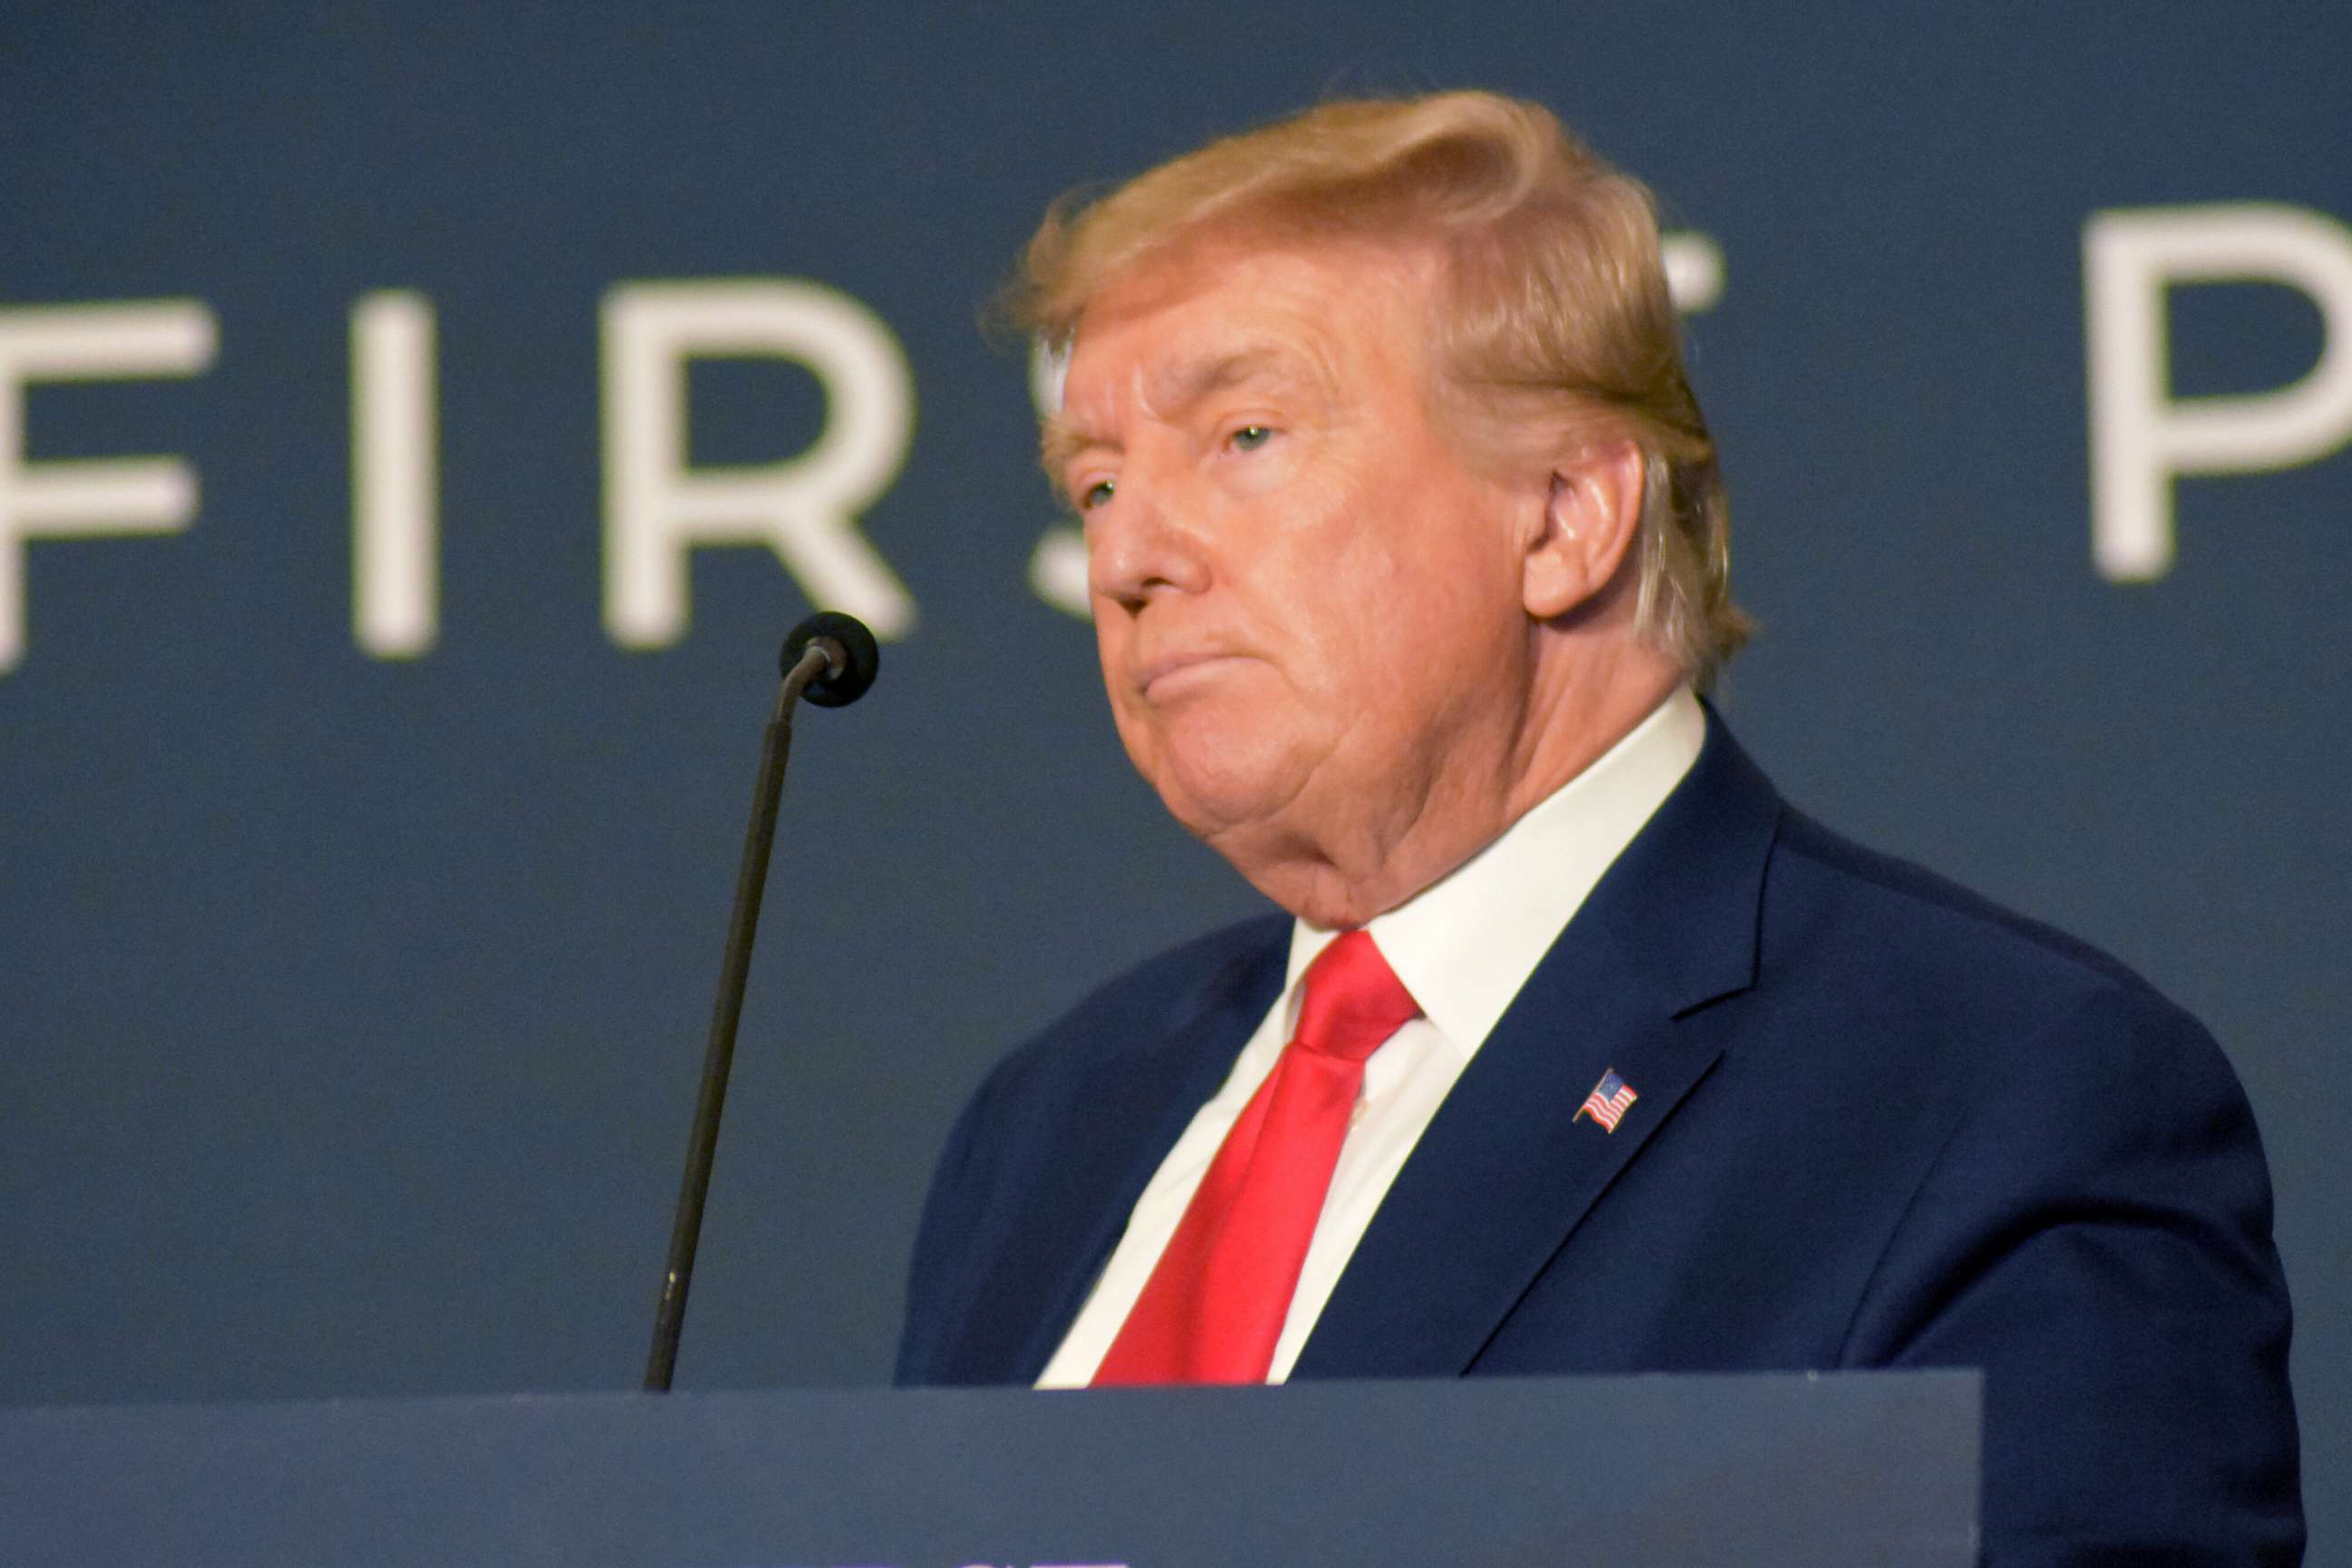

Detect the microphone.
[
  {"left": 643, "top": 612, "right": 880, "bottom": 1393},
  {"left": 782, "top": 611, "right": 879, "bottom": 709}
]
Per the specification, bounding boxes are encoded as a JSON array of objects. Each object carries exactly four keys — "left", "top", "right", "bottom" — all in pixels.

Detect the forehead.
[{"left": 1060, "top": 236, "right": 1437, "bottom": 418}]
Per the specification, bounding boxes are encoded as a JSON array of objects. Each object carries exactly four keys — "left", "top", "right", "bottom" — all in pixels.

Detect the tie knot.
[{"left": 1292, "top": 930, "right": 1419, "bottom": 1064}]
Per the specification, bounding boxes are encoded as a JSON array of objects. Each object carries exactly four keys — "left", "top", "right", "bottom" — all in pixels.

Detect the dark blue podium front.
[{"left": 0, "top": 1371, "right": 1979, "bottom": 1565}]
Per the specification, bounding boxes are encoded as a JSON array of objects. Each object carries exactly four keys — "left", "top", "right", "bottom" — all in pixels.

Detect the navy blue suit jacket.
[{"left": 897, "top": 716, "right": 2302, "bottom": 1563}]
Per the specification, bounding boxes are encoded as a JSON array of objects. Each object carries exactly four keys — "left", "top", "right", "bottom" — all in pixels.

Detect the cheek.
[
  {"left": 1284, "top": 510, "right": 1504, "bottom": 680},
  {"left": 1243, "top": 486, "right": 1393, "bottom": 663},
  {"left": 1313, "top": 517, "right": 1526, "bottom": 736}
]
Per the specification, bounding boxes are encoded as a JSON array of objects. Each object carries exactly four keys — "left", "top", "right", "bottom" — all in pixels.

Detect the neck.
[{"left": 1223, "top": 639, "right": 1683, "bottom": 927}]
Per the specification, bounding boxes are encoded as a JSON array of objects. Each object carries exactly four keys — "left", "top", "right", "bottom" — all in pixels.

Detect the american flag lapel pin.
[{"left": 1574, "top": 1068, "right": 1639, "bottom": 1133}]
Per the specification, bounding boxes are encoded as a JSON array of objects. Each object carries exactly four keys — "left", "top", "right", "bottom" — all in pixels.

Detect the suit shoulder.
[
  {"left": 980, "top": 913, "right": 1289, "bottom": 1094},
  {"left": 1769, "top": 806, "right": 2166, "bottom": 1007},
  {"left": 1756, "top": 806, "right": 2266, "bottom": 1120}
]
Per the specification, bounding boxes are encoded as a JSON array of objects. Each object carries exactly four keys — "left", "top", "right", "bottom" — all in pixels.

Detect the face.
[{"left": 1052, "top": 236, "right": 1542, "bottom": 880}]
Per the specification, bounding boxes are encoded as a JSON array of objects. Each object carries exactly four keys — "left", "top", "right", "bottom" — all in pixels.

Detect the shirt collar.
[{"left": 1283, "top": 685, "right": 1707, "bottom": 1057}]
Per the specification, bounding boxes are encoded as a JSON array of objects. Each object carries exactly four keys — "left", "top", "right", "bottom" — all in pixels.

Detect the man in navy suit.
[{"left": 897, "top": 92, "right": 2301, "bottom": 1561}]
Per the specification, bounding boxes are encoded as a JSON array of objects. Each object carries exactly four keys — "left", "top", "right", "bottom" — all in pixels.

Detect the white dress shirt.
[{"left": 1036, "top": 686, "right": 1707, "bottom": 1387}]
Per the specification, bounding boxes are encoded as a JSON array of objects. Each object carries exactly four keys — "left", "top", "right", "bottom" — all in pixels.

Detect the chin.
[{"left": 1141, "top": 726, "right": 1314, "bottom": 843}]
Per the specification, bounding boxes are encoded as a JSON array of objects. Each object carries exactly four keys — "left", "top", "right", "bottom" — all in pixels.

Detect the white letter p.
[{"left": 2085, "top": 203, "right": 2352, "bottom": 580}]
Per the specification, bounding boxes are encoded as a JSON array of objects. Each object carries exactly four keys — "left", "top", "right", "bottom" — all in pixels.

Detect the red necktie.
[{"left": 1093, "top": 929, "right": 1421, "bottom": 1386}]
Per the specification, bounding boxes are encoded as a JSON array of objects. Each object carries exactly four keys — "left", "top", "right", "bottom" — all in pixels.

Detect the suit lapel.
[
  {"left": 1293, "top": 715, "right": 1781, "bottom": 1379},
  {"left": 977, "top": 926, "right": 1288, "bottom": 1383}
]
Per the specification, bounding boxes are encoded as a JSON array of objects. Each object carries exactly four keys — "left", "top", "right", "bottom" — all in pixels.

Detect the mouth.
[{"left": 1137, "top": 650, "right": 1247, "bottom": 702}]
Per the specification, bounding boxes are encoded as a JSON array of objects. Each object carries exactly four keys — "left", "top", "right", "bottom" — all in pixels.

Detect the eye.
[
  {"left": 1079, "top": 477, "right": 1116, "bottom": 511},
  {"left": 1229, "top": 424, "right": 1272, "bottom": 451}
]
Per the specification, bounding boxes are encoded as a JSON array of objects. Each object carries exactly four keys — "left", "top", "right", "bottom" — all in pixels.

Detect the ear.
[{"left": 1521, "top": 439, "right": 1648, "bottom": 621}]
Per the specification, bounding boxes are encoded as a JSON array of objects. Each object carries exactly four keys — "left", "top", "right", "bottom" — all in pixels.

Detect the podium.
[{"left": 0, "top": 1371, "right": 1978, "bottom": 1564}]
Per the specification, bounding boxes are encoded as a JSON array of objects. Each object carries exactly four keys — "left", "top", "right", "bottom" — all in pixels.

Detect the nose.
[{"left": 1086, "top": 466, "right": 1213, "bottom": 612}]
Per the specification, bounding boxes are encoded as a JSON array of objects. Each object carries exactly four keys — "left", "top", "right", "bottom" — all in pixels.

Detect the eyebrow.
[
  {"left": 1039, "top": 346, "right": 1319, "bottom": 483},
  {"left": 1145, "top": 347, "right": 1298, "bottom": 420},
  {"left": 1039, "top": 414, "right": 1097, "bottom": 485}
]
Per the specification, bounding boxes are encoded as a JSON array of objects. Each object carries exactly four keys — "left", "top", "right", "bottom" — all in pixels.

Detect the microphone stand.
[{"left": 643, "top": 614, "right": 877, "bottom": 1392}]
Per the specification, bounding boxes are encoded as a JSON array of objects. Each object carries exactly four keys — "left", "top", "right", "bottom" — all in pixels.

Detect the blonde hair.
[{"left": 1008, "top": 91, "right": 1750, "bottom": 682}]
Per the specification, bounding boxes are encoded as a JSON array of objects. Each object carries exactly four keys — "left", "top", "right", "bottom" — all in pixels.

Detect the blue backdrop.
[{"left": 5, "top": 4, "right": 2346, "bottom": 1555}]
